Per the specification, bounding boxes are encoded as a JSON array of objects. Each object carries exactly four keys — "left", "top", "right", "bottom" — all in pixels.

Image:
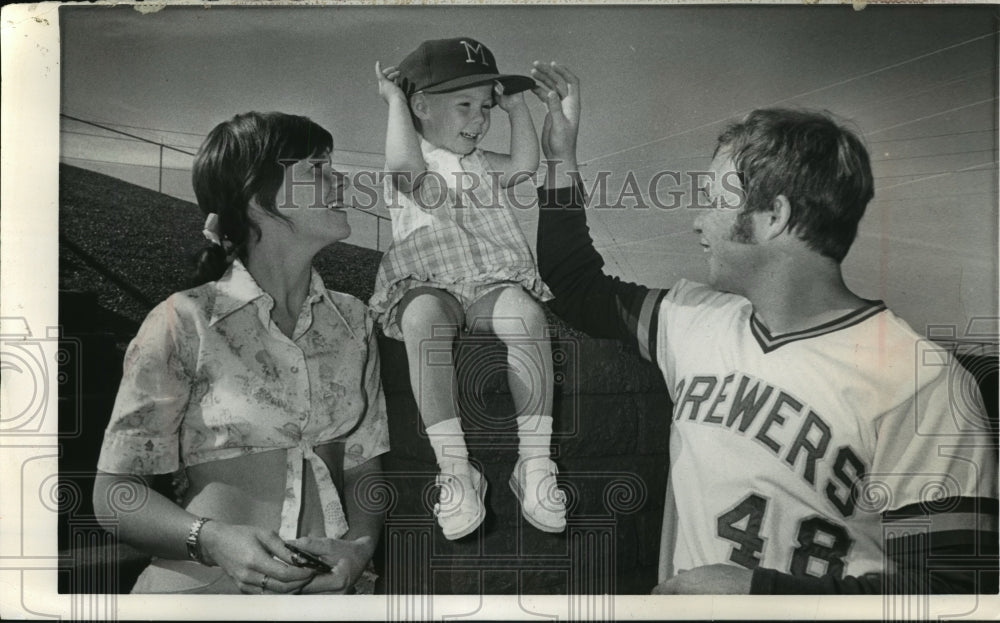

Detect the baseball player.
[{"left": 530, "top": 62, "right": 998, "bottom": 593}]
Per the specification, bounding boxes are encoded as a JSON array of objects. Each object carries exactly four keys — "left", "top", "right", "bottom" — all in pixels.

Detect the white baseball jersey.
[{"left": 649, "top": 279, "right": 996, "bottom": 582}]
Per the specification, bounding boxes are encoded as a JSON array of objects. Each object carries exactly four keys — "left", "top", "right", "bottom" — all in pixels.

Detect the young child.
[{"left": 371, "top": 37, "right": 566, "bottom": 539}]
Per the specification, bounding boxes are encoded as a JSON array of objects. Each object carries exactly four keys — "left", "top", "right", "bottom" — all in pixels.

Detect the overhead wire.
[
  {"left": 576, "top": 142, "right": 994, "bottom": 178},
  {"left": 840, "top": 66, "right": 994, "bottom": 118},
  {"left": 61, "top": 128, "right": 201, "bottom": 151},
  {"left": 865, "top": 97, "right": 998, "bottom": 137},
  {"left": 62, "top": 112, "right": 388, "bottom": 159},
  {"left": 878, "top": 160, "right": 998, "bottom": 192},
  {"left": 872, "top": 149, "right": 996, "bottom": 163},
  {"left": 580, "top": 30, "right": 997, "bottom": 166},
  {"left": 868, "top": 129, "right": 991, "bottom": 145},
  {"left": 589, "top": 67, "right": 994, "bottom": 172}
]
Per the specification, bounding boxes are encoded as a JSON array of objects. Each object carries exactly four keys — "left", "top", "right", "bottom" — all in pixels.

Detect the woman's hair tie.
[{"left": 202, "top": 213, "right": 222, "bottom": 246}]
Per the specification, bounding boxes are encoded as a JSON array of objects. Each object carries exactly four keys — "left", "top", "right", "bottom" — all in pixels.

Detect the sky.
[{"left": 58, "top": 3, "right": 999, "bottom": 338}]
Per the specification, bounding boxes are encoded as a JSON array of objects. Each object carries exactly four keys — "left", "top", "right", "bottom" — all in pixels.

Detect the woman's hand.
[
  {"left": 530, "top": 62, "right": 581, "bottom": 162},
  {"left": 376, "top": 61, "right": 406, "bottom": 104},
  {"left": 197, "top": 521, "right": 315, "bottom": 594},
  {"left": 286, "top": 535, "right": 375, "bottom": 594}
]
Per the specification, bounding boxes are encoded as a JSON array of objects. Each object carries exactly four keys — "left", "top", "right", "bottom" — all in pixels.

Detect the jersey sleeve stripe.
[
  {"left": 883, "top": 512, "right": 998, "bottom": 534},
  {"left": 887, "top": 528, "right": 999, "bottom": 555},
  {"left": 636, "top": 288, "right": 667, "bottom": 363},
  {"left": 884, "top": 496, "right": 998, "bottom": 519}
]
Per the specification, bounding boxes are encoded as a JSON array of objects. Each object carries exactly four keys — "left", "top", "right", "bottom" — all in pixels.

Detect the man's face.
[
  {"left": 417, "top": 84, "right": 493, "bottom": 155},
  {"left": 692, "top": 148, "right": 759, "bottom": 293}
]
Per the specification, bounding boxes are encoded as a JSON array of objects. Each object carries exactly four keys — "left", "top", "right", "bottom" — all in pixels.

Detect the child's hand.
[
  {"left": 494, "top": 82, "right": 528, "bottom": 113},
  {"left": 375, "top": 61, "right": 406, "bottom": 104}
]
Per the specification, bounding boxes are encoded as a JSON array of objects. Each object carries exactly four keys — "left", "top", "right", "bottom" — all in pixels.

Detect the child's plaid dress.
[{"left": 370, "top": 141, "right": 552, "bottom": 340}]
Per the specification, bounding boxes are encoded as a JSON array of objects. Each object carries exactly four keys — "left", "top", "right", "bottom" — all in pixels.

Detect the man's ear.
[
  {"left": 411, "top": 93, "right": 430, "bottom": 120},
  {"left": 759, "top": 194, "right": 792, "bottom": 241}
]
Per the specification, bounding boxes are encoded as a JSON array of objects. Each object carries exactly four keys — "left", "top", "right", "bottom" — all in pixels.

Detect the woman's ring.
[{"left": 261, "top": 574, "right": 270, "bottom": 592}]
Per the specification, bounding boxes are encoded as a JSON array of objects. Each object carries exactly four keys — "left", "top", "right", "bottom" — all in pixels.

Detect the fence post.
[{"left": 158, "top": 144, "right": 164, "bottom": 193}]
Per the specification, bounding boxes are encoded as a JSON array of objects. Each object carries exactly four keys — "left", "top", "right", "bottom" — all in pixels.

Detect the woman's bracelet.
[{"left": 185, "top": 517, "right": 213, "bottom": 565}]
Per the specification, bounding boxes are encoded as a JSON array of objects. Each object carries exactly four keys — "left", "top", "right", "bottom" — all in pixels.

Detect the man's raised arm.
[{"left": 530, "top": 62, "right": 666, "bottom": 363}]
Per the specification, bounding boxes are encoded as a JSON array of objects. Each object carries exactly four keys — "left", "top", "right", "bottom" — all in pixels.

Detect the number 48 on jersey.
[{"left": 718, "top": 494, "right": 852, "bottom": 578}]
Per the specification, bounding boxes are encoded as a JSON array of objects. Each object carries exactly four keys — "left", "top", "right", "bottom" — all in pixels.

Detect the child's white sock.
[
  {"left": 426, "top": 417, "right": 469, "bottom": 469},
  {"left": 516, "top": 414, "right": 553, "bottom": 462}
]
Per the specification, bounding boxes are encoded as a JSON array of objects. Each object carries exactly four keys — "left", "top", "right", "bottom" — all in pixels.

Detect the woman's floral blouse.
[{"left": 98, "top": 260, "right": 390, "bottom": 539}]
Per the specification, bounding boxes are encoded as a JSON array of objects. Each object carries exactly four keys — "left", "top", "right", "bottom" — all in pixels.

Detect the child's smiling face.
[{"left": 415, "top": 84, "right": 494, "bottom": 155}]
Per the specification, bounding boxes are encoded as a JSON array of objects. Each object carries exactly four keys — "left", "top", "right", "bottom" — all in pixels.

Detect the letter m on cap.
[{"left": 460, "top": 40, "right": 488, "bottom": 65}]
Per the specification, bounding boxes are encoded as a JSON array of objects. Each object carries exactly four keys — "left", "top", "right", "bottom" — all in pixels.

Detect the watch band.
[{"left": 185, "top": 517, "right": 213, "bottom": 565}]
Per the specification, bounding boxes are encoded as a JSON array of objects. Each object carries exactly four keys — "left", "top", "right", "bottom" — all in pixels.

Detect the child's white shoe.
[
  {"left": 434, "top": 463, "right": 487, "bottom": 540},
  {"left": 509, "top": 457, "right": 567, "bottom": 533}
]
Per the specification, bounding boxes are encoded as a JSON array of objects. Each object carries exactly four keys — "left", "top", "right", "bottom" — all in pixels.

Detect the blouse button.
[{"left": 291, "top": 366, "right": 299, "bottom": 373}]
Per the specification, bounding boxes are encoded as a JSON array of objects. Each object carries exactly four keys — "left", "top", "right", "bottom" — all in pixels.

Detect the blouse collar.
[{"left": 208, "top": 259, "right": 347, "bottom": 334}]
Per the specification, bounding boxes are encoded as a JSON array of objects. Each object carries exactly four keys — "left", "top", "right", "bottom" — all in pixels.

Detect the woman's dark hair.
[{"left": 189, "top": 111, "right": 333, "bottom": 286}]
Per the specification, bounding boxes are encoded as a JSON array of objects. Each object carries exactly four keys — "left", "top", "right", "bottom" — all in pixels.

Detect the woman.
[{"left": 92, "top": 112, "right": 389, "bottom": 594}]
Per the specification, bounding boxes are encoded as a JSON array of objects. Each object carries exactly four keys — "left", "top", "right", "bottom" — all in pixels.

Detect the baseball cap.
[{"left": 396, "top": 37, "right": 535, "bottom": 97}]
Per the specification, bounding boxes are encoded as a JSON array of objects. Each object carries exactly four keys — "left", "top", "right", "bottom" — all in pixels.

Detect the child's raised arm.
[
  {"left": 485, "top": 83, "right": 540, "bottom": 188},
  {"left": 376, "top": 61, "right": 426, "bottom": 193}
]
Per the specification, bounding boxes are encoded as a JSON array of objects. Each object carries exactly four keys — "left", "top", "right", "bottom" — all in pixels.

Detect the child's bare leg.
[
  {"left": 468, "top": 286, "right": 565, "bottom": 532},
  {"left": 480, "top": 287, "right": 554, "bottom": 446},
  {"left": 397, "top": 287, "right": 485, "bottom": 539},
  {"left": 399, "top": 287, "right": 463, "bottom": 431}
]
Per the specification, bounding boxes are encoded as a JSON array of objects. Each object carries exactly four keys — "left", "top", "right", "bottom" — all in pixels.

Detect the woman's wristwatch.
[{"left": 185, "top": 517, "right": 214, "bottom": 565}]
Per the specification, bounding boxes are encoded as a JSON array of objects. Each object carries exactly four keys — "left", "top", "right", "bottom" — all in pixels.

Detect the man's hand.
[
  {"left": 651, "top": 564, "right": 753, "bottom": 595},
  {"left": 286, "top": 535, "right": 374, "bottom": 594},
  {"left": 529, "top": 62, "right": 580, "bottom": 163},
  {"left": 375, "top": 61, "right": 406, "bottom": 104}
]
